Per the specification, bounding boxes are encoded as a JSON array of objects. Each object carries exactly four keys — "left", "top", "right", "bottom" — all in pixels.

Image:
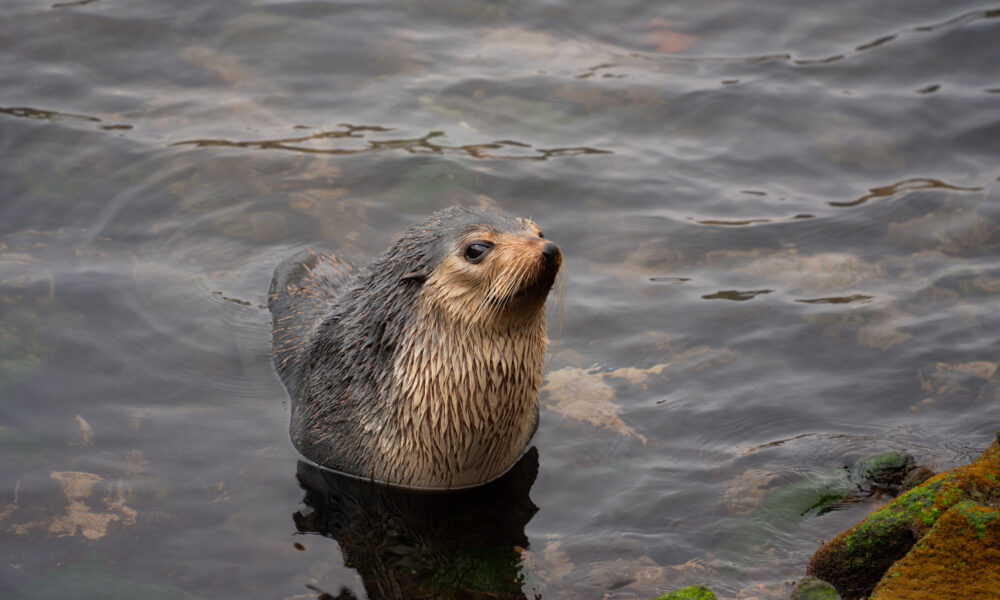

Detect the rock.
[
  {"left": 789, "top": 577, "right": 840, "bottom": 600},
  {"left": 807, "top": 435, "right": 1000, "bottom": 598},
  {"left": 655, "top": 584, "right": 717, "bottom": 600},
  {"left": 870, "top": 500, "right": 1000, "bottom": 598},
  {"left": 900, "top": 465, "right": 935, "bottom": 491},
  {"left": 850, "top": 451, "right": 915, "bottom": 490}
]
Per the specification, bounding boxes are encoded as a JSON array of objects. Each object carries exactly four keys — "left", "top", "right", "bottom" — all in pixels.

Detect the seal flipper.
[{"left": 269, "top": 249, "right": 355, "bottom": 397}]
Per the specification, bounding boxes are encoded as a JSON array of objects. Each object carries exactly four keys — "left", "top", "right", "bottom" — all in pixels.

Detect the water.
[{"left": 2, "top": 1, "right": 999, "bottom": 598}]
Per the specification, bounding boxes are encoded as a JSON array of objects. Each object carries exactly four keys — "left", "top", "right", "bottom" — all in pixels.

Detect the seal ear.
[{"left": 400, "top": 269, "right": 428, "bottom": 283}]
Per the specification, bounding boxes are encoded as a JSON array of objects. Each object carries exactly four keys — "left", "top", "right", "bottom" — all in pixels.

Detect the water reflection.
[
  {"left": 174, "top": 125, "right": 610, "bottom": 161},
  {"left": 51, "top": 0, "right": 100, "bottom": 7},
  {"left": 702, "top": 289, "right": 773, "bottom": 301},
  {"left": 0, "top": 105, "right": 100, "bottom": 123},
  {"left": 829, "top": 178, "right": 982, "bottom": 208},
  {"left": 796, "top": 294, "right": 874, "bottom": 305},
  {"left": 293, "top": 448, "right": 540, "bottom": 600},
  {"left": 0, "top": 105, "right": 132, "bottom": 133}
]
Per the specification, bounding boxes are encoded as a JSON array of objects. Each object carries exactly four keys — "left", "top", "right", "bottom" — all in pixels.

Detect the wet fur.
[{"left": 269, "top": 207, "right": 559, "bottom": 489}]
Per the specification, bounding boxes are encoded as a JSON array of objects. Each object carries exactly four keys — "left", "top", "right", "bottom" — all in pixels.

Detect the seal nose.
[{"left": 541, "top": 242, "right": 561, "bottom": 265}]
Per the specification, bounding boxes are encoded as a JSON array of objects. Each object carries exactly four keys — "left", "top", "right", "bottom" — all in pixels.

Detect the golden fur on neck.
[{"left": 384, "top": 226, "right": 554, "bottom": 488}]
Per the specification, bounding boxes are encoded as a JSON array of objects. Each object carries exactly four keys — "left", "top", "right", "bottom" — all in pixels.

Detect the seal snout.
[{"left": 541, "top": 242, "right": 561, "bottom": 266}]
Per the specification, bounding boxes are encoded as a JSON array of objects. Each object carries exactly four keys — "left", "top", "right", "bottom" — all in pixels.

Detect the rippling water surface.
[{"left": 2, "top": 1, "right": 999, "bottom": 598}]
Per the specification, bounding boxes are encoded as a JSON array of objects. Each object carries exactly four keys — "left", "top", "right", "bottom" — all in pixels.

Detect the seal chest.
[{"left": 269, "top": 207, "right": 561, "bottom": 489}]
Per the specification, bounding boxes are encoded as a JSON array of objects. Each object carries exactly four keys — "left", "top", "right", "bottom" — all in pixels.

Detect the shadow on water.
[{"left": 292, "top": 448, "right": 540, "bottom": 600}]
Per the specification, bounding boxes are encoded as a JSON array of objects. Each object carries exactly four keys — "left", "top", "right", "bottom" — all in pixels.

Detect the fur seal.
[{"left": 269, "top": 206, "right": 561, "bottom": 489}]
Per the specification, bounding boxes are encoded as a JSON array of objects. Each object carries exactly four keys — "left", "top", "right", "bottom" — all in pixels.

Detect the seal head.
[{"left": 269, "top": 206, "right": 561, "bottom": 489}]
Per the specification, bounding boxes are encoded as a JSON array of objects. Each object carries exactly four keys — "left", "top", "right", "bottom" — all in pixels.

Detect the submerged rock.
[
  {"left": 850, "top": 451, "right": 915, "bottom": 490},
  {"left": 718, "top": 451, "right": 927, "bottom": 565},
  {"left": 807, "top": 434, "right": 1000, "bottom": 598}
]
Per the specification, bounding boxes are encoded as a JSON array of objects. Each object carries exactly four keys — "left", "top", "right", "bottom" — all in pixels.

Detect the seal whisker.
[
  {"left": 463, "top": 258, "right": 524, "bottom": 340},
  {"left": 484, "top": 258, "right": 531, "bottom": 326},
  {"left": 548, "top": 269, "right": 566, "bottom": 362}
]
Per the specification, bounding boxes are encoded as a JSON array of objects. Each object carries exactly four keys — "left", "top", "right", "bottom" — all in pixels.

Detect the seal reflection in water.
[
  {"left": 269, "top": 207, "right": 561, "bottom": 489},
  {"left": 294, "top": 447, "right": 539, "bottom": 599}
]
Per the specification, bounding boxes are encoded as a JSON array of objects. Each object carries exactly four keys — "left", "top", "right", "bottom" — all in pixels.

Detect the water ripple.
[
  {"left": 701, "top": 289, "right": 773, "bottom": 301},
  {"left": 795, "top": 294, "right": 874, "bottom": 305},
  {"left": 0, "top": 104, "right": 131, "bottom": 130},
  {"left": 619, "top": 6, "right": 1000, "bottom": 76},
  {"left": 695, "top": 214, "right": 815, "bottom": 227},
  {"left": 828, "top": 178, "right": 983, "bottom": 208},
  {"left": 0, "top": 105, "right": 100, "bottom": 124},
  {"left": 51, "top": 0, "right": 100, "bottom": 7},
  {"left": 172, "top": 124, "right": 611, "bottom": 161}
]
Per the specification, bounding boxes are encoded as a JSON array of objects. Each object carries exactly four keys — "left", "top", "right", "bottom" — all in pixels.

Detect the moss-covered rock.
[
  {"left": 851, "top": 451, "right": 915, "bottom": 489},
  {"left": 655, "top": 584, "right": 717, "bottom": 600},
  {"left": 869, "top": 500, "right": 1000, "bottom": 599},
  {"left": 789, "top": 576, "right": 840, "bottom": 599},
  {"left": 807, "top": 436, "right": 1000, "bottom": 598},
  {"left": 900, "top": 465, "right": 936, "bottom": 492}
]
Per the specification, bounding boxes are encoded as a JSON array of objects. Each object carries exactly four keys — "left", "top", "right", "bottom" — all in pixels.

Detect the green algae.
[
  {"left": 655, "top": 584, "right": 717, "bottom": 600},
  {"left": 835, "top": 478, "right": 944, "bottom": 566},
  {"left": 719, "top": 468, "right": 853, "bottom": 562},
  {"left": 956, "top": 500, "right": 999, "bottom": 540},
  {"left": 800, "top": 491, "right": 848, "bottom": 516},
  {"left": 767, "top": 470, "right": 853, "bottom": 518},
  {"left": 720, "top": 452, "right": 921, "bottom": 567}
]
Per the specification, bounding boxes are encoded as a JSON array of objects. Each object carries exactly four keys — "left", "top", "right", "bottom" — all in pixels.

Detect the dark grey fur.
[{"left": 269, "top": 206, "right": 533, "bottom": 480}]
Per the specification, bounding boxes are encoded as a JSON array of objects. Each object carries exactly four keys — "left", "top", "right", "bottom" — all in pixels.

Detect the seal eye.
[
  {"left": 464, "top": 242, "right": 493, "bottom": 263},
  {"left": 538, "top": 231, "right": 545, "bottom": 238}
]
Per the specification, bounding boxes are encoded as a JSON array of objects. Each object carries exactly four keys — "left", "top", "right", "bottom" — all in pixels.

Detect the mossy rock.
[
  {"left": 655, "top": 585, "right": 717, "bottom": 600},
  {"left": 851, "top": 451, "right": 915, "bottom": 489},
  {"left": 807, "top": 437, "right": 1000, "bottom": 598},
  {"left": 789, "top": 577, "right": 840, "bottom": 600},
  {"left": 870, "top": 500, "right": 1000, "bottom": 599}
]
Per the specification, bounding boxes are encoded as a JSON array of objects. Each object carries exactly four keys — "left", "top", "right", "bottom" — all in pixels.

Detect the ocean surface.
[{"left": 2, "top": 1, "right": 999, "bottom": 598}]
